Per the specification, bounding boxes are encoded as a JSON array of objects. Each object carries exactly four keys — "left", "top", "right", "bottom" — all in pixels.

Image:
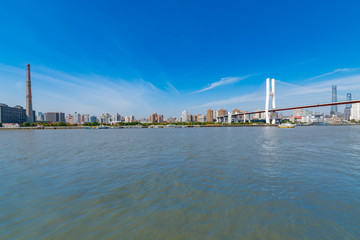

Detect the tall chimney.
[{"left": 26, "top": 64, "right": 34, "bottom": 122}]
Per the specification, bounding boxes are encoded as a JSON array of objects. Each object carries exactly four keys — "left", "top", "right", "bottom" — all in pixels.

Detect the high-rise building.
[
  {"left": 218, "top": 109, "right": 227, "bottom": 117},
  {"left": 181, "top": 110, "right": 188, "bottom": 122},
  {"left": 206, "top": 109, "right": 214, "bottom": 122},
  {"left": 187, "top": 114, "right": 197, "bottom": 122},
  {"left": 90, "top": 115, "right": 97, "bottom": 123},
  {"left": 350, "top": 103, "right": 360, "bottom": 121},
  {"left": 149, "top": 113, "right": 158, "bottom": 123},
  {"left": 37, "top": 112, "right": 44, "bottom": 121},
  {"left": 73, "top": 112, "right": 81, "bottom": 124},
  {"left": 149, "top": 113, "right": 163, "bottom": 123},
  {"left": 83, "top": 114, "right": 90, "bottom": 123},
  {"left": 26, "top": 64, "right": 34, "bottom": 122},
  {"left": 188, "top": 114, "right": 194, "bottom": 122},
  {"left": 157, "top": 114, "right": 163, "bottom": 123},
  {"left": 346, "top": 93, "right": 352, "bottom": 107},
  {"left": 115, "top": 113, "right": 121, "bottom": 121},
  {"left": 129, "top": 115, "right": 135, "bottom": 122},
  {"left": 100, "top": 113, "right": 110, "bottom": 124},
  {"left": 66, "top": 114, "right": 73, "bottom": 124},
  {"left": 345, "top": 93, "right": 352, "bottom": 120},
  {"left": 330, "top": 85, "right": 338, "bottom": 115},
  {"left": 46, "top": 112, "right": 65, "bottom": 123}
]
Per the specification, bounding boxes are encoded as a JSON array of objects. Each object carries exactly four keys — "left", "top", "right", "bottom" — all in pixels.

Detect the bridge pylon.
[{"left": 265, "top": 78, "right": 276, "bottom": 124}]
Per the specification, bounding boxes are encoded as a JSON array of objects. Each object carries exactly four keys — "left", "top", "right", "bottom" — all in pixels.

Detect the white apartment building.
[
  {"left": 181, "top": 110, "right": 188, "bottom": 122},
  {"left": 350, "top": 103, "right": 360, "bottom": 121}
]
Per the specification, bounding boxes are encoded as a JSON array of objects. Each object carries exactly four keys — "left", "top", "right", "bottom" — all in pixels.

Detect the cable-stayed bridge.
[{"left": 217, "top": 78, "right": 360, "bottom": 124}]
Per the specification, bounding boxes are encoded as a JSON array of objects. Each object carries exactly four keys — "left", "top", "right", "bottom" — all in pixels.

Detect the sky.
[{"left": 1, "top": 0, "right": 360, "bottom": 117}]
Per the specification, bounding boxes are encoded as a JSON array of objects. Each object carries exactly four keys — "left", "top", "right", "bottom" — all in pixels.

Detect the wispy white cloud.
[
  {"left": 307, "top": 68, "right": 359, "bottom": 81},
  {"left": 278, "top": 74, "right": 360, "bottom": 97},
  {"left": 192, "top": 74, "right": 254, "bottom": 94},
  {"left": 193, "top": 93, "right": 261, "bottom": 109},
  {"left": 166, "top": 82, "right": 181, "bottom": 96}
]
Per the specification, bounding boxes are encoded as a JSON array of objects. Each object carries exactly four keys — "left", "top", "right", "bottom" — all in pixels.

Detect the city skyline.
[
  {"left": 1, "top": 63, "right": 359, "bottom": 121},
  {"left": 1, "top": 1, "right": 360, "bottom": 117}
]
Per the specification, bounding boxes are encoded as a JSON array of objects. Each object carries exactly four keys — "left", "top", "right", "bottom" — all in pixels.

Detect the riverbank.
[{"left": 0, "top": 123, "right": 359, "bottom": 130}]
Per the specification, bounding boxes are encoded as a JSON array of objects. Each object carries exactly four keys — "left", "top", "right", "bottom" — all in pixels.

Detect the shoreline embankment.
[{"left": 0, "top": 124, "right": 359, "bottom": 130}]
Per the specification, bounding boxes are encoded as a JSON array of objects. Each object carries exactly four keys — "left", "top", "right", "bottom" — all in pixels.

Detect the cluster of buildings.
[{"left": 37, "top": 112, "right": 137, "bottom": 125}]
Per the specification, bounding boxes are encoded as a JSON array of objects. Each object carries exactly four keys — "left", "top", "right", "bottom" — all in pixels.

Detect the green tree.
[
  {"left": 57, "top": 122, "right": 67, "bottom": 126},
  {"left": 22, "top": 122, "right": 30, "bottom": 127}
]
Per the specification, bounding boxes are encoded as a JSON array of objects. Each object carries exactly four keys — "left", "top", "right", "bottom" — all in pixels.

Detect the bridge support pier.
[{"left": 265, "top": 78, "right": 276, "bottom": 124}]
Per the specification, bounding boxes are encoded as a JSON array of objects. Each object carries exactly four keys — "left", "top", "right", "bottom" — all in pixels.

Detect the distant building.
[
  {"left": 73, "top": 112, "right": 81, "bottom": 124},
  {"left": 168, "top": 117, "right": 176, "bottom": 123},
  {"left": 149, "top": 113, "right": 164, "bottom": 123},
  {"left": 139, "top": 118, "right": 148, "bottom": 123},
  {"left": 100, "top": 113, "right": 110, "bottom": 124},
  {"left": 350, "top": 103, "right": 360, "bottom": 121},
  {"left": 149, "top": 113, "right": 158, "bottom": 123},
  {"left": 252, "top": 109, "right": 265, "bottom": 120},
  {"left": 188, "top": 114, "right": 197, "bottom": 122},
  {"left": 330, "top": 85, "right": 338, "bottom": 115},
  {"left": 124, "top": 115, "right": 135, "bottom": 123},
  {"left": 46, "top": 112, "right": 65, "bottom": 123},
  {"left": 110, "top": 114, "right": 121, "bottom": 123},
  {"left": 218, "top": 109, "right": 227, "bottom": 117},
  {"left": 82, "top": 114, "right": 90, "bottom": 123},
  {"left": 206, "top": 109, "right": 214, "bottom": 122},
  {"left": 66, "top": 114, "right": 73, "bottom": 124},
  {"left": 197, "top": 114, "right": 206, "bottom": 122},
  {"left": 181, "top": 110, "right": 188, "bottom": 122},
  {"left": 115, "top": 113, "right": 121, "bottom": 121},
  {"left": 37, "top": 112, "right": 45, "bottom": 121},
  {"left": 129, "top": 115, "right": 135, "bottom": 123},
  {"left": 157, "top": 115, "right": 163, "bottom": 123},
  {"left": 232, "top": 108, "right": 241, "bottom": 114},
  {"left": 344, "top": 93, "right": 352, "bottom": 120},
  {"left": 0, "top": 104, "right": 32, "bottom": 124},
  {"left": 90, "top": 115, "right": 97, "bottom": 123}
]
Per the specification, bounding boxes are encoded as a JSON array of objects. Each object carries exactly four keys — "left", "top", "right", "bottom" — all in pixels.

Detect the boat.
[{"left": 278, "top": 123, "right": 295, "bottom": 128}]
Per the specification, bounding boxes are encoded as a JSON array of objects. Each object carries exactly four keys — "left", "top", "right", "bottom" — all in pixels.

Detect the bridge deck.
[{"left": 230, "top": 100, "right": 360, "bottom": 116}]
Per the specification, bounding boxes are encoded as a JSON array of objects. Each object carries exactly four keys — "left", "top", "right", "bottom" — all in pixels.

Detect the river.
[{"left": 1, "top": 126, "right": 359, "bottom": 239}]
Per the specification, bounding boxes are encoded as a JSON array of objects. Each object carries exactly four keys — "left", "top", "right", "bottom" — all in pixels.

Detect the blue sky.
[{"left": 1, "top": 1, "right": 360, "bottom": 117}]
